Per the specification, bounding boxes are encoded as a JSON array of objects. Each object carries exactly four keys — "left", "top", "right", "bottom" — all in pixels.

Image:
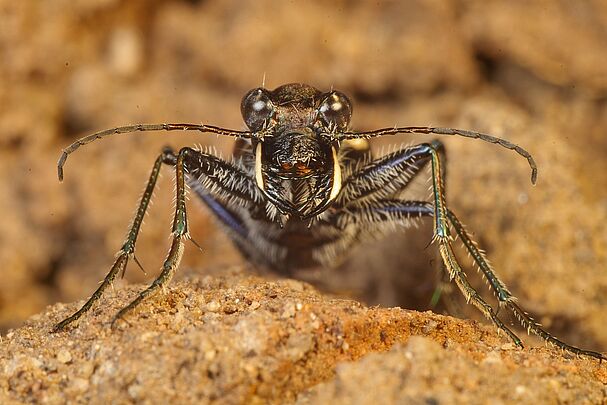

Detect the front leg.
[
  {"left": 110, "top": 147, "right": 191, "bottom": 326},
  {"left": 337, "top": 141, "right": 522, "bottom": 340},
  {"left": 54, "top": 146, "right": 264, "bottom": 331},
  {"left": 53, "top": 148, "right": 175, "bottom": 331},
  {"left": 336, "top": 142, "right": 605, "bottom": 359},
  {"left": 112, "top": 147, "right": 265, "bottom": 327},
  {"left": 336, "top": 141, "right": 444, "bottom": 206},
  {"left": 335, "top": 143, "right": 524, "bottom": 346}
]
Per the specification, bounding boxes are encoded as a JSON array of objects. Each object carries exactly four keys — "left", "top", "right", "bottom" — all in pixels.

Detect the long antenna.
[
  {"left": 57, "top": 123, "right": 254, "bottom": 181},
  {"left": 341, "top": 126, "right": 538, "bottom": 184}
]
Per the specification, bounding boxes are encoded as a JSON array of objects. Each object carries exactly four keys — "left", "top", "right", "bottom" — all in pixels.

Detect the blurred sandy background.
[{"left": 0, "top": 0, "right": 606, "bottom": 353}]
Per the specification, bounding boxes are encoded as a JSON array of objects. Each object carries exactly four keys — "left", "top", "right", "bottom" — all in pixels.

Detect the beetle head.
[{"left": 240, "top": 83, "right": 352, "bottom": 219}]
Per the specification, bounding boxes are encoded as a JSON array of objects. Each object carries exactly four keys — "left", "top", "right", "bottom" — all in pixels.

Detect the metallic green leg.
[
  {"left": 447, "top": 210, "right": 606, "bottom": 361},
  {"left": 427, "top": 144, "right": 523, "bottom": 347},
  {"left": 53, "top": 151, "right": 170, "bottom": 332},
  {"left": 110, "top": 147, "right": 191, "bottom": 328}
]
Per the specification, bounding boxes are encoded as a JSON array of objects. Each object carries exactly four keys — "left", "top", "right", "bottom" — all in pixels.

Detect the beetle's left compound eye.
[
  {"left": 318, "top": 91, "right": 352, "bottom": 130},
  {"left": 241, "top": 88, "right": 274, "bottom": 131}
]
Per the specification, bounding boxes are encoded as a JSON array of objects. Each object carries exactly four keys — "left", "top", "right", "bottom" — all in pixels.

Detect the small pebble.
[
  {"left": 204, "top": 349, "right": 216, "bottom": 361},
  {"left": 57, "top": 349, "right": 72, "bottom": 364},
  {"left": 281, "top": 302, "right": 296, "bottom": 319},
  {"left": 481, "top": 351, "right": 502, "bottom": 365},
  {"left": 250, "top": 301, "right": 261, "bottom": 310},
  {"left": 422, "top": 320, "right": 438, "bottom": 334},
  {"left": 128, "top": 382, "right": 143, "bottom": 399},
  {"left": 71, "top": 377, "right": 89, "bottom": 393}
]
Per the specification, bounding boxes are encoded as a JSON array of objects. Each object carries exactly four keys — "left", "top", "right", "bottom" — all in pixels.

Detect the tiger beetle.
[{"left": 52, "top": 83, "right": 605, "bottom": 361}]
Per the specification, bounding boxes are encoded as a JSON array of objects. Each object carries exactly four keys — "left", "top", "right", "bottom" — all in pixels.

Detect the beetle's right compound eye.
[
  {"left": 318, "top": 91, "right": 352, "bottom": 131},
  {"left": 241, "top": 88, "right": 274, "bottom": 131}
]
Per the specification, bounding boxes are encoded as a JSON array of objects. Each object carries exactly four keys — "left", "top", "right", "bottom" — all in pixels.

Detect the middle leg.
[{"left": 334, "top": 142, "right": 524, "bottom": 346}]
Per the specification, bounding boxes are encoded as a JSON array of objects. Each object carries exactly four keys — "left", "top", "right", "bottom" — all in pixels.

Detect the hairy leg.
[
  {"left": 336, "top": 143, "right": 523, "bottom": 346},
  {"left": 111, "top": 146, "right": 267, "bottom": 327},
  {"left": 447, "top": 210, "right": 606, "bottom": 360},
  {"left": 53, "top": 148, "right": 175, "bottom": 331},
  {"left": 54, "top": 146, "right": 265, "bottom": 331}
]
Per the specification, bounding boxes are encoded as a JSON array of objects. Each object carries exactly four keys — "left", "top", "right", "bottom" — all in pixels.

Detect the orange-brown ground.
[{"left": 1, "top": 271, "right": 606, "bottom": 404}]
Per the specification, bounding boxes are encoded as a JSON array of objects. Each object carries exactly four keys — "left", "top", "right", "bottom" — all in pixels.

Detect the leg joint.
[{"left": 161, "top": 146, "right": 177, "bottom": 165}]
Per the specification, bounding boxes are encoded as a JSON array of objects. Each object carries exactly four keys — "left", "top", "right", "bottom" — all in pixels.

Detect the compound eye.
[
  {"left": 241, "top": 88, "right": 274, "bottom": 131},
  {"left": 318, "top": 91, "right": 352, "bottom": 130}
]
